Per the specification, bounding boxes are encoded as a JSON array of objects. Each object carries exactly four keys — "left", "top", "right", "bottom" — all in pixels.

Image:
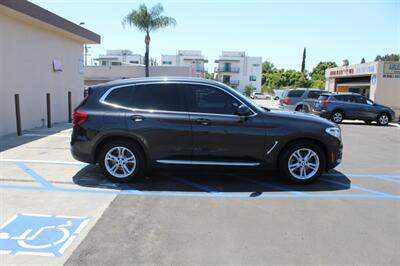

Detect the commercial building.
[
  {"left": 84, "top": 65, "right": 195, "bottom": 86},
  {"left": 94, "top": 49, "right": 144, "bottom": 67},
  {"left": 214, "top": 51, "right": 262, "bottom": 93},
  {"left": 325, "top": 61, "right": 400, "bottom": 118},
  {"left": 161, "top": 50, "right": 208, "bottom": 78},
  {"left": 0, "top": 0, "right": 100, "bottom": 136}
]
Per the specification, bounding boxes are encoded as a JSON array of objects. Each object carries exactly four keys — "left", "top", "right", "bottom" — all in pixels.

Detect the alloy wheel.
[
  {"left": 332, "top": 112, "right": 343, "bottom": 123},
  {"left": 288, "top": 148, "right": 320, "bottom": 180},
  {"left": 104, "top": 146, "right": 137, "bottom": 178},
  {"left": 379, "top": 114, "right": 389, "bottom": 125}
]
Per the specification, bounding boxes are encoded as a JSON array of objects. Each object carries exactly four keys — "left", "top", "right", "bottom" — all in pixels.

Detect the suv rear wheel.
[
  {"left": 279, "top": 141, "right": 325, "bottom": 184},
  {"left": 331, "top": 110, "right": 344, "bottom": 123},
  {"left": 377, "top": 113, "right": 390, "bottom": 126},
  {"left": 99, "top": 140, "right": 145, "bottom": 182}
]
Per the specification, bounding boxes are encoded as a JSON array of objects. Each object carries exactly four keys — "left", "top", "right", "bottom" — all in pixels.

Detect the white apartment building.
[
  {"left": 94, "top": 49, "right": 144, "bottom": 67},
  {"left": 215, "top": 51, "right": 262, "bottom": 93},
  {"left": 161, "top": 50, "right": 208, "bottom": 78}
]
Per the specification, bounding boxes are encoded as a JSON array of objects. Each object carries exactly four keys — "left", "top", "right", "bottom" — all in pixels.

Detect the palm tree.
[{"left": 122, "top": 3, "right": 176, "bottom": 77}]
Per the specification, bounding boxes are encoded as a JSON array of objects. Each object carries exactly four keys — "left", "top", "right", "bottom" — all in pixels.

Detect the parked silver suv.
[{"left": 279, "top": 89, "right": 331, "bottom": 113}]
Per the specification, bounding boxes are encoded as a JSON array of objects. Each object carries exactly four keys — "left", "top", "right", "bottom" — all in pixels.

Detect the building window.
[
  {"left": 111, "top": 62, "right": 122, "bottom": 66},
  {"left": 101, "top": 61, "right": 107, "bottom": 66},
  {"left": 129, "top": 61, "right": 139, "bottom": 64},
  {"left": 249, "top": 75, "right": 257, "bottom": 81},
  {"left": 162, "top": 61, "right": 172, "bottom": 65},
  {"left": 252, "top": 64, "right": 260, "bottom": 67}
]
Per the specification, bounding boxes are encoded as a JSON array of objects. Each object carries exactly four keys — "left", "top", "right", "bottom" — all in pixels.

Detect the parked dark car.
[
  {"left": 279, "top": 89, "right": 330, "bottom": 113},
  {"left": 314, "top": 93, "right": 395, "bottom": 126},
  {"left": 71, "top": 78, "right": 342, "bottom": 184}
]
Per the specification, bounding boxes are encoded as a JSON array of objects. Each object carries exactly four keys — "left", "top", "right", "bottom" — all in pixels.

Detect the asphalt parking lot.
[{"left": 1, "top": 107, "right": 399, "bottom": 265}]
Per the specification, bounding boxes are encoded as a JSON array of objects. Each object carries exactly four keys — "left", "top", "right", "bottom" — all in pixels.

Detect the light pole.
[{"left": 79, "top": 22, "right": 88, "bottom": 66}]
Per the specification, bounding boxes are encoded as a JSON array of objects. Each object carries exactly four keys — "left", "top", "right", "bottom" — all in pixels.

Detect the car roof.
[{"left": 91, "top": 76, "right": 221, "bottom": 89}]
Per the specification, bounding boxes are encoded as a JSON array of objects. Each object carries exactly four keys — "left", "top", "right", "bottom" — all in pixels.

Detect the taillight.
[
  {"left": 320, "top": 99, "right": 331, "bottom": 105},
  {"left": 282, "top": 97, "right": 292, "bottom": 104},
  {"left": 73, "top": 111, "right": 88, "bottom": 126}
]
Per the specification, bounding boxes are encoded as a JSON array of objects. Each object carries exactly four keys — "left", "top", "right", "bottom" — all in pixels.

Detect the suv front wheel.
[
  {"left": 377, "top": 113, "right": 390, "bottom": 126},
  {"left": 99, "top": 140, "right": 145, "bottom": 182},
  {"left": 279, "top": 141, "right": 326, "bottom": 183}
]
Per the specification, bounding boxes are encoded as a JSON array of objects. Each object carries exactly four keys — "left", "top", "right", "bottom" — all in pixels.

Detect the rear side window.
[
  {"left": 132, "top": 83, "right": 185, "bottom": 111},
  {"left": 333, "top": 95, "right": 348, "bottom": 102},
  {"left": 307, "top": 91, "right": 322, "bottom": 99},
  {"left": 104, "top": 86, "right": 134, "bottom": 107},
  {"left": 287, "top": 90, "right": 305, "bottom": 97},
  {"left": 187, "top": 85, "right": 241, "bottom": 115}
]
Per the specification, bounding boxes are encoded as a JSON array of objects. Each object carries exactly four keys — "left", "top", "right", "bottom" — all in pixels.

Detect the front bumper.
[{"left": 326, "top": 141, "right": 343, "bottom": 170}]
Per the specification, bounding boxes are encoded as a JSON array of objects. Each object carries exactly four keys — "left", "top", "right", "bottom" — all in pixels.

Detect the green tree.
[
  {"left": 361, "top": 58, "right": 366, "bottom": 64},
  {"left": 301, "top": 48, "right": 306, "bottom": 73},
  {"left": 204, "top": 72, "right": 214, "bottom": 80},
  {"left": 262, "top": 60, "right": 276, "bottom": 74},
  {"left": 123, "top": 3, "right": 176, "bottom": 77},
  {"left": 244, "top": 84, "right": 255, "bottom": 97},
  {"left": 342, "top": 59, "right": 349, "bottom": 66},
  {"left": 375, "top": 54, "right": 400, "bottom": 62},
  {"left": 310, "top": 61, "right": 337, "bottom": 89}
]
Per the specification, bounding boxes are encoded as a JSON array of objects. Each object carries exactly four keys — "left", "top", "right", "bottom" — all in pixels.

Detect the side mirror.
[{"left": 237, "top": 104, "right": 252, "bottom": 117}]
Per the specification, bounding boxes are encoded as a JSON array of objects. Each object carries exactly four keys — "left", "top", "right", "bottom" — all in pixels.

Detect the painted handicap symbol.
[{"left": 0, "top": 213, "right": 89, "bottom": 256}]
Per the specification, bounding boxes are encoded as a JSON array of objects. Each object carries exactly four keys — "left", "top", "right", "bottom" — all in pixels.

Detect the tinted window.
[
  {"left": 333, "top": 95, "right": 348, "bottom": 102},
  {"left": 307, "top": 91, "right": 322, "bottom": 99},
  {"left": 105, "top": 86, "right": 134, "bottom": 107},
  {"left": 355, "top": 96, "right": 367, "bottom": 104},
  {"left": 287, "top": 90, "right": 305, "bottom": 97},
  {"left": 133, "top": 83, "right": 184, "bottom": 111},
  {"left": 187, "top": 85, "right": 241, "bottom": 115}
]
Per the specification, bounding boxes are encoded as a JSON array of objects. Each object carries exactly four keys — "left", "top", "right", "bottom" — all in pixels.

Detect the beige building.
[
  {"left": 0, "top": 0, "right": 100, "bottom": 136},
  {"left": 325, "top": 61, "right": 400, "bottom": 118},
  {"left": 84, "top": 65, "right": 195, "bottom": 86}
]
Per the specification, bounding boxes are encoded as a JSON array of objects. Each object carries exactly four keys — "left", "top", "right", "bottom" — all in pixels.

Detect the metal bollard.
[
  {"left": 14, "top": 94, "right": 22, "bottom": 136},
  {"left": 46, "top": 93, "right": 51, "bottom": 128},
  {"left": 68, "top": 91, "right": 72, "bottom": 123}
]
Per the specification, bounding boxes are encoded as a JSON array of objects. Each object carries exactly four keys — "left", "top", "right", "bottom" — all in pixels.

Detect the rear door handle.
[
  {"left": 131, "top": 115, "right": 144, "bottom": 122},
  {"left": 196, "top": 118, "right": 210, "bottom": 125}
]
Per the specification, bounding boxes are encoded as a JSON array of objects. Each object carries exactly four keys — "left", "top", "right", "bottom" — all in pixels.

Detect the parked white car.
[{"left": 251, "top": 92, "right": 270, "bottom": 99}]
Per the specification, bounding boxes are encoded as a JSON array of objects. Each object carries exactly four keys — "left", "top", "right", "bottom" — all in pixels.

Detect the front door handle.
[
  {"left": 131, "top": 115, "right": 144, "bottom": 122},
  {"left": 196, "top": 118, "right": 210, "bottom": 125}
]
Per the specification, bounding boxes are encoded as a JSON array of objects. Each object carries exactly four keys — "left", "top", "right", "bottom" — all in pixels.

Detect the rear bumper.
[{"left": 313, "top": 110, "right": 331, "bottom": 119}]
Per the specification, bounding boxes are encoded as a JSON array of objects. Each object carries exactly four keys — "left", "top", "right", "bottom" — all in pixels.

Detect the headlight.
[{"left": 325, "top": 127, "right": 341, "bottom": 140}]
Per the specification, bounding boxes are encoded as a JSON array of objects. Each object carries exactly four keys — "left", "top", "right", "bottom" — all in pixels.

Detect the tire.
[
  {"left": 279, "top": 141, "right": 326, "bottom": 184},
  {"left": 377, "top": 113, "right": 390, "bottom": 126},
  {"left": 331, "top": 110, "right": 344, "bottom": 124},
  {"left": 99, "top": 140, "right": 145, "bottom": 182}
]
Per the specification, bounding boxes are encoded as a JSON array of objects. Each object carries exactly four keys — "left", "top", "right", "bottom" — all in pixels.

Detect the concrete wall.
[
  {"left": 0, "top": 7, "right": 86, "bottom": 136},
  {"left": 375, "top": 63, "right": 400, "bottom": 118},
  {"left": 84, "top": 65, "right": 194, "bottom": 86}
]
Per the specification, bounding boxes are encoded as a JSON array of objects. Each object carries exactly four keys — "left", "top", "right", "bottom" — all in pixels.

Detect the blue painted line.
[
  {"left": 168, "top": 176, "right": 221, "bottom": 193},
  {"left": 15, "top": 162, "right": 54, "bottom": 189},
  {"left": 233, "top": 176, "right": 305, "bottom": 195},
  {"left": 0, "top": 184, "right": 399, "bottom": 199},
  {"left": 320, "top": 178, "right": 391, "bottom": 196},
  {"left": 324, "top": 172, "right": 400, "bottom": 179}
]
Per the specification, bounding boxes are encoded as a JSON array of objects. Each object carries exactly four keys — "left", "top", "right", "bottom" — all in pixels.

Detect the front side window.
[
  {"left": 187, "top": 85, "right": 241, "bottom": 115},
  {"left": 132, "top": 83, "right": 184, "bottom": 111}
]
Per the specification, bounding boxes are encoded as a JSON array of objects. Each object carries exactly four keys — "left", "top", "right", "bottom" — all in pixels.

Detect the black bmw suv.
[{"left": 71, "top": 77, "right": 342, "bottom": 184}]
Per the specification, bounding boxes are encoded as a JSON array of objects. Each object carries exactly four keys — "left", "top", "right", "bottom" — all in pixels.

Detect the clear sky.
[{"left": 30, "top": 0, "right": 399, "bottom": 71}]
